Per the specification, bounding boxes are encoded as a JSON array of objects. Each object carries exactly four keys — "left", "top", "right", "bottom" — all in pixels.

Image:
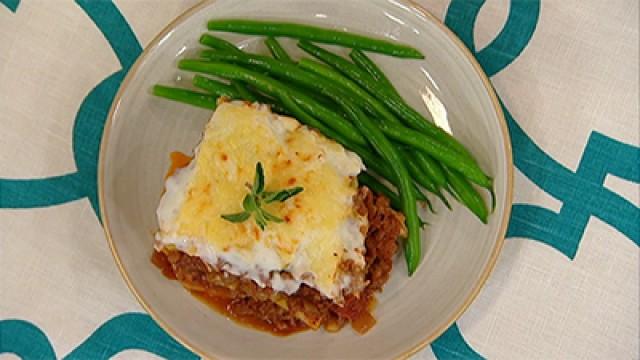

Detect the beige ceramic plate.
[{"left": 99, "top": 0, "right": 513, "bottom": 358}]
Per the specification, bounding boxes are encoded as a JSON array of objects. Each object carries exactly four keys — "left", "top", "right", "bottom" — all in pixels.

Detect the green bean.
[
  {"left": 297, "top": 58, "right": 404, "bottom": 126},
  {"left": 400, "top": 143, "right": 450, "bottom": 208},
  {"left": 199, "top": 51, "right": 356, "bottom": 100},
  {"left": 444, "top": 182, "right": 459, "bottom": 201},
  {"left": 298, "top": 41, "right": 379, "bottom": 89},
  {"left": 231, "top": 80, "right": 257, "bottom": 102},
  {"left": 193, "top": 74, "right": 289, "bottom": 114},
  {"left": 444, "top": 166, "right": 488, "bottom": 224},
  {"left": 435, "top": 190, "right": 451, "bottom": 210},
  {"left": 242, "top": 87, "right": 291, "bottom": 115},
  {"left": 336, "top": 96, "right": 422, "bottom": 274},
  {"left": 347, "top": 62, "right": 450, "bottom": 202},
  {"left": 349, "top": 60, "right": 451, "bottom": 202},
  {"left": 279, "top": 91, "right": 336, "bottom": 135},
  {"left": 357, "top": 172, "right": 400, "bottom": 209},
  {"left": 201, "top": 50, "right": 352, "bottom": 116},
  {"left": 401, "top": 151, "right": 435, "bottom": 194},
  {"left": 301, "top": 113, "right": 427, "bottom": 206},
  {"left": 278, "top": 92, "right": 356, "bottom": 151},
  {"left": 199, "top": 51, "right": 348, "bottom": 99},
  {"left": 379, "top": 121, "right": 492, "bottom": 188},
  {"left": 347, "top": 142, "right": 427, "bottom": 203},
  {"left": 215, "top": 57, "right": 338, "bottom": 115},
  {"left": 390, "top": 96, "right": 475, "bottom": 159},
  {"left": 414, "top": 151, "right": 447, "bottom": 189},
  {"left": 180, "top": 60, "right": 366, "bottom": 146},
  {"left": 238, "top": 85, "right": 290, "bottom": 115},
  {"left": 298, "top": 41, "right": 477, "bottom": 160},
  {"left": 402, "top": 149, "right": 449, "bottom": 210},
  {"left": 358, "top": 172, "right": 430, "bottom": 227},
  {"left": 293, "top": 93, "right": 367, "bottom": 146},
  {"left": 264, "top": 36, "right": 294, "bottom": 63},
  {"left": 287, "top": 81, "right": 339, "bottom": 110},
  {"left": 297, "top": 59, "right": 380, "bottom": 117},
  {"left": 264, "top": 101, "right": 291, "bottom": 116},
  {"left": 152, "top": 85, "right": 218, "bottom": 109},
  {"left": 349, "top": 49, "right": 399, "bottom": 98},
  {"left": 350, "top": 49, "right": 454, "bottom": 176},
  {"left": 207, "top": 19, "right": 424, "bottom": 59},
  {"left": 303, "top": 45, "right": 473, "bottom": 204},
  {"left": 423, "top": 193, "right": 436, "bottom": 213},
  {"left": 199, "top": 34, "right": 243, "bottom": 54},
  {"left": 404, "top": 163, "right": 438, "bottom": 213},
  {"left": 183, "top": 61, "right": 284, "bottom": 99},
  {"left": 192, "top": 75, "right": 239, "bottom": 98},
  {"left": 194, "top": 54, "right": 368, "bottom": 144}
]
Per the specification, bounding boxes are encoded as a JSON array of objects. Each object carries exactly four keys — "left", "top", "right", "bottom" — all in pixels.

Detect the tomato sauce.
[
  {"left": 166, "top": 151, "right": 193, "bottom": 178},
  {"left": 190, "top": 291, "right": 308, "bottom": 337}
]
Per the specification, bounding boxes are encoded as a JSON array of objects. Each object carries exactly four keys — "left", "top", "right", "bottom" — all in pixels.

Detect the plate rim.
[{"left": 98, "top": 0, "right": 514, "bottom": 358}]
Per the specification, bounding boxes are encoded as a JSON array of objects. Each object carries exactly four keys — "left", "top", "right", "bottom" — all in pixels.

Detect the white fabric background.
[{"left": 0, "top": 1, "right": 638, "bottom": 359}]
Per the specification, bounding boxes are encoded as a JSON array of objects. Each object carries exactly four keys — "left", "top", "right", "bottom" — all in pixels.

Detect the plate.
[{"left": 99, "top": 0, "right": 513, "bottom": 358}]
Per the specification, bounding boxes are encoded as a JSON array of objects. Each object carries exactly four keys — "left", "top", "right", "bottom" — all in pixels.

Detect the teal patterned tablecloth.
[{"left": 1, "top": 0, "right": 638, "bottom": 359}]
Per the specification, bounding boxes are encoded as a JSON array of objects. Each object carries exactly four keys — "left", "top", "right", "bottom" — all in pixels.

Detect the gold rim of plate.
[{"left": 98, "top": 0, "right": 514, "bottom": 358}]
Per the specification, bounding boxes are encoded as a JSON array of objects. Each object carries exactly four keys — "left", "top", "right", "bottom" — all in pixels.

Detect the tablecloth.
[{"left": 1, "top": 0, "right": 638, "bottom": 359}]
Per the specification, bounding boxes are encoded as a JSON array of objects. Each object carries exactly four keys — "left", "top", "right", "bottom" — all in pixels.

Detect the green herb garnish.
[{"left": 221, "top": 162, "right": 303, "bottom": 230}]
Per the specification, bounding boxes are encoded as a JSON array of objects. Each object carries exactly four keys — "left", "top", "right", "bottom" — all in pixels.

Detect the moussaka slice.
[{"left": 152, "top": 100, "right": 405, "bottom": 334}]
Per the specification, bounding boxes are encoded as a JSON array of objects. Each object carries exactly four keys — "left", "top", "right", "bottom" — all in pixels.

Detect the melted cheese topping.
[{"left": 156, "top": 101, "right": 367, "bottom": 301}]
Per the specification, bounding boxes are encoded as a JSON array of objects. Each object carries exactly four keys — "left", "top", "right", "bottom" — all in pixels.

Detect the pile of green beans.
[{"left": 151, "top": 21, "right": 494, "bottom": 275}]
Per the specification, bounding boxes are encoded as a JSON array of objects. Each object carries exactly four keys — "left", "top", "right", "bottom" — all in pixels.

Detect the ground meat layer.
[{"left": 152, "top": 187, "right": 405, "bottom": 335}]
